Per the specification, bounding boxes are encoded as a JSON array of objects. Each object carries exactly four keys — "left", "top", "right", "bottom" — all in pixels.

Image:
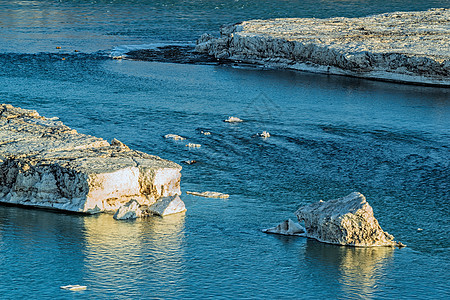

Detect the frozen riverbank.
[
  {"left": 196, "top": 8, "right": 450, "bottom": 86},
  {"left": 0, "top": 104, "right": 181, "bottom": 213}
]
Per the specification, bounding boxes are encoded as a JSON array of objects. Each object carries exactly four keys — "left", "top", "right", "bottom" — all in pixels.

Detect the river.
[{"left": 0, "top": 1, "right": 449, "bottom": 299}]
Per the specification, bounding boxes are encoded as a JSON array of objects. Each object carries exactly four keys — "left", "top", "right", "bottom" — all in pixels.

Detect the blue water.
[{"left": 0, "top": 1, "right": 449, "bottom": 299}]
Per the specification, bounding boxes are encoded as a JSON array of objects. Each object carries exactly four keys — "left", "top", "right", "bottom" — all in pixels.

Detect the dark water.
[{"left": 0, "top": 1, "right": 449, "bottom": 299}]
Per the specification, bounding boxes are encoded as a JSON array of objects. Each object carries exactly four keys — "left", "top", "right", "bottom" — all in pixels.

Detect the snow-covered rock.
[
  {"left": 0, "top": 104, "right": 182, "bottom": 213},
  {"left": 295, "top": 192, "right": 403, "bottom": 247},
  {"left": 196, "top": 9, "right": 450, "bottom": 86}
]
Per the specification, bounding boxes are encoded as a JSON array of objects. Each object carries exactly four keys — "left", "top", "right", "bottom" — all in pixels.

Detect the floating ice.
[{"left": 186, "top": 191, "right": 229, "bottom": 198}]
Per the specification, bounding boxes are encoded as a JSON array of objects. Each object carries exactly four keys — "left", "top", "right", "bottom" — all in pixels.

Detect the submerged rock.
[
  {"left": 147, "top": 195, "right": 186, "bottom": 216},
  {"left": 186, "top": 191, "right": 229, "bottom": 199},
  {"left": 263, "top": 219, "right": 306, "bottom": 236},
  {"left": 0, "top": 104, "right": 182, "bottom": 213},
  {"left": 295, "top": 192, "right": 402, "bottom": 247},
  {"left": 196, "top": 9, "right": 450, "bottom": 86},
  {"left": 113, "top": 199, "right": 142, "bottom": 220}
]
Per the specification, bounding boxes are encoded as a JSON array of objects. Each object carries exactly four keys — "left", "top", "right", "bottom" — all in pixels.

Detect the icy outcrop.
[
  {"left": 196, "top": 9, "right": 450, "bottom": 86},
  {"left": 0, "top": 104, "right": 181, "bottom": 213},
  {"left": 295, "top": 192, "right": 403, "bottom": 247},
  {"left": 263, "top": 219, "right": 306, "bottom": 236}
]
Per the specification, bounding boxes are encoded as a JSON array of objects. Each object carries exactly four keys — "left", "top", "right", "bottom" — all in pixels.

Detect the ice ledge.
[
  {"left": 0, "top": 104, "right": 182, "bottom": 213},
  {"left": 196, "top": 8, "right": 450, "bottom": 86}
]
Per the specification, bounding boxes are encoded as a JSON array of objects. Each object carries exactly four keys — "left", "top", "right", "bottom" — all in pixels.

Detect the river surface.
[{"left": 0, "top": 1, "right": 449, "bottom": 299}]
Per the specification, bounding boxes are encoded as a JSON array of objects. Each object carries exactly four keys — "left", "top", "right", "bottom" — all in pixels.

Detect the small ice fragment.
[
  {"left": 224, "top": 116, "right": 243, "bottom": 123},
  {"left": 262, "top": 219, "right": 306, "bottom": 236},
  {"left": 147, "top": 195, "right": 186, "bottom": 216},
  {"left": 186, "top": 143, "right": 201, "bottom": 148},
  {"left": 164, "top": 134, "right": 186, "bottom": 140},
  {"left": 60, "top": 285, "right": 87, "bottom": 291},
  {"left": 258, "top": 131, "right": 270, "bottom": 138},
  {"left": 186, "top": 191, "right": 229, "bottom": 198}
]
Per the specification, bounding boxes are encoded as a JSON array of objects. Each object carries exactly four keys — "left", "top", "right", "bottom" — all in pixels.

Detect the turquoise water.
[{"left": 0, "top": 1, "right": 449, "bottom": 299}]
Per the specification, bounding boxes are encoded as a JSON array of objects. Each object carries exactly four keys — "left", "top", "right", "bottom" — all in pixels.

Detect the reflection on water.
[
  {"left": 82, "top": 213, "right": 186, "bottom": 297},
  {"left": 304, "top": 239, "right": 394, "bottom": 299},
  {"left": 0, "top": 205, "right": 188, "bottom": 298}
]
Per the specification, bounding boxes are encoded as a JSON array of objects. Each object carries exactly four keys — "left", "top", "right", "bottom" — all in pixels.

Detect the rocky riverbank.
[
  {"left": 0, "top": 104, "right": 181, "bottom": 213},
  {"left": 196, "top": 8, "right": 450, "bottom": 86}
]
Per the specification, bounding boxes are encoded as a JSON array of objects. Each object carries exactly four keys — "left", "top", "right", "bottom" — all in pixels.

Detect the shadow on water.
[{"left": 303, "top": 239, "right": 394, "bottom": 299}]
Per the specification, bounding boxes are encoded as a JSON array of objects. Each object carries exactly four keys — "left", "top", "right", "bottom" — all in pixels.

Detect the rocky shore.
[
  {"left": 196, "top": 8, "right": 450, "bottom": 86},
  {"left": 0, "top": 104, "right": 181, "bottom": 213}
]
